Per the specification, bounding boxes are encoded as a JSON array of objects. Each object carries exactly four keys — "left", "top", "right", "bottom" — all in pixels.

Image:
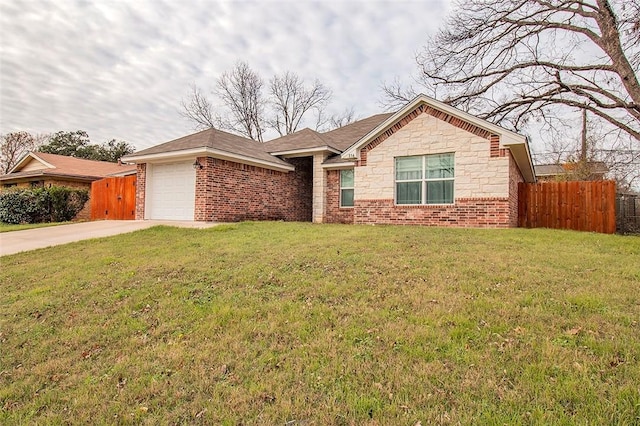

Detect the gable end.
[{"left": 357, "top": 104, "right": 493, "bottom": 166}]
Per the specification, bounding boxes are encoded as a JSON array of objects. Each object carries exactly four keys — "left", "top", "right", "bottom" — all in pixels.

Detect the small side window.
[{"left": 340, "top": 169, "right": 354, "bottom": 207}]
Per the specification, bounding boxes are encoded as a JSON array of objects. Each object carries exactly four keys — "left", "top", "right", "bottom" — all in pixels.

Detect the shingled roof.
[
  {"left": 263, "top": 128, "right": 335, "bottom": 153},
  {"left": 263, "top": 113, "right": 394, "bottom": 154},
  {"left": 126, "top": 127, "right": 292, "bottom": 168},
  {"left": 124, "top": 114, "right": 396, "bottom": 169},
  {"left": 320, "top": 113, "right": 394, "bottom": 151},
  {"left": 1, "top": 152, "right": 136, "bottom": 182}
]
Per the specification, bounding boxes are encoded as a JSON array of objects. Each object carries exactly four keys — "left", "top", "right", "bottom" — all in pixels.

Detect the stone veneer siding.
[
  {"left": 312, "top": 153, "right": 329, "bottom": 223},
  {"left": 508, "top": 151, "right": 524, "bottom": 227},
  {"left": 325, "top": 169, "right": 354, "bottom": 224},
  {"left": 194, "top": 156, "right": 312, "bottom": 222},
  {"left": 135, "top": 163, "right": 146, "bottom": 220},
  {"left": 324, "top": 109, "right": 520, "bottom": 228}
]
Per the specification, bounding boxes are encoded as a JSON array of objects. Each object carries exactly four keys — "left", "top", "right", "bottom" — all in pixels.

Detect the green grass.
[
  {"left": 1, "top": 222, "right": 639, "bottom": 424},
  {"left": 0, "top": 221, "right": 71, "bottom": 233}
]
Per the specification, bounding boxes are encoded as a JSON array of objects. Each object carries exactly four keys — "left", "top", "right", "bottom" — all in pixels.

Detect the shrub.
[
  {"left": 0, "top": 186, "right": 89, "bottom": 224},
  {"left": 0, "top": 188, "right": 47, "bottom": 224},
  {"left": 48, "top": 186, "right": 89, "bottom": 222}
]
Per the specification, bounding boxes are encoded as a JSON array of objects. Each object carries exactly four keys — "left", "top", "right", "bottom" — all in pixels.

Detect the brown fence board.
[
  {"left": 90, "top": 175, "right": 137, "bottom": 220},
  {"left": 518, "top": 181, "right": 616, "bottom": 234}
]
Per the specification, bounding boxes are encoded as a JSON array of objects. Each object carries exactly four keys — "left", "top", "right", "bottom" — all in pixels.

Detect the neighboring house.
[
  {"left": 0, "top": 152, "right": 137, "bottom": 220},
  {"left": 122, "top": 94, "right": 536, "bottom": 228},
  {"left": 535, "top": 162, "right": 608, "bottom": 182}
]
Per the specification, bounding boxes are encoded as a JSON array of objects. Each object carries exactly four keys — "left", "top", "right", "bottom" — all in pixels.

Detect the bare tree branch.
[
  {"left": 380, "top": 77, "right": 418, "bottom": 111},
  {"left": 314, "top": 108, "right": 358, "bottom": 131},
  {"left": 216, "top": 61, "right": 266, "bottom": 142},
  {"left": 180, "top": 84, "right": 217, "bottom": 130},
  {"left": 181, "top": 64, "right": 337, "bottom": 142},
  {"left": 382, "top": 0, "right": 639, "bottom": 148},
  {"left": 329, "top": 108, "right": 357, "bottom": 129},
  {"left": 1, "top": 132, "right": 47, "bottom": 174},
  {"left": 268, "top": 72, "right": 331, "bottom": 136}
]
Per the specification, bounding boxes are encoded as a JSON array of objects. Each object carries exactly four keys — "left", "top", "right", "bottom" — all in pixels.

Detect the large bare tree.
[
  {"left": 383, "top": 0, "right": 640, "bottom": 142},
  {"left": 216, "top": 61, "right": 266, "bottom": 142},
  {"left": 268, "top": 72, "right": 331, "bottom": 136},
  {"left": 1, "top": 131, "right": 47, "bottom": 174},
  {"left": 182, "top": 64, "right": 340, "bottom": 141}
]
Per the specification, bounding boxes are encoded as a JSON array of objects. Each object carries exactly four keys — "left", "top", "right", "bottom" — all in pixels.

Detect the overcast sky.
[{"left": 1, "top": 0, "right": 452, "bottom": 151}]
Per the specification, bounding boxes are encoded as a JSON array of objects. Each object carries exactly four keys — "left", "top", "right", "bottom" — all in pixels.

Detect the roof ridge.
[
  {"left": 207, "top": 126, "right": 262, "bottom": 144},
  {"left": 320, "top": 113, "right": 395, "bottom": 136},
  {"left": 303, "top": 127, "right": 333, "bottom": 147},
  {"left": 30, "top": 151, "right": 133, "bottom": 166},
  {"left": 261, "top": 113, "right": 395, "bottom": 153}
]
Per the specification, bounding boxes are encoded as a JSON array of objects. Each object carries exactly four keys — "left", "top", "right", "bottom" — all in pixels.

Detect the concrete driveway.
[{"left": 0, "top": 220, "right": 218, "bottom": 256}]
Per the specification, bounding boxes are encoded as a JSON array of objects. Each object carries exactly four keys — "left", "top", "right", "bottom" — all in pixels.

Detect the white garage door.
[{"left": 147, "top": 161, "right": 196, "bottom": 220}]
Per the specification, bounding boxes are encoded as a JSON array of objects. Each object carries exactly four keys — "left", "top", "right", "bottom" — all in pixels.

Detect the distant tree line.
[{"left": 0, "top": 130, "right": 135, "bottom": 174}]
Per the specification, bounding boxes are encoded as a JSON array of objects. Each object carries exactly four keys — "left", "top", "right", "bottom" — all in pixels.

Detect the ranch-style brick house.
[{"left": 122, "top": 94, "right": 536, "bottom": 227}]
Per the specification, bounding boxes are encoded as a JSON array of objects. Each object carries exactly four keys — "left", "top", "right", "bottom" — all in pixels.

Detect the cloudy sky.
[{"left": 1, "top": 0, "right": 451, "bottom": 151}]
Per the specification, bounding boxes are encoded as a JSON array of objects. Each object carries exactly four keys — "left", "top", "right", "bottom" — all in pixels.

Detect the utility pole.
[{"left": 581, "top": 109, "right": 588, "bottom": 163}]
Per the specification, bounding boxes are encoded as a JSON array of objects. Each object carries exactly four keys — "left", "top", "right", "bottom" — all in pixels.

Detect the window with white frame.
[
  {"left": 340, "top": 169, "right": 354, "bottom": 207},
  {"left": 395, "top": 153, "right": 454, "bottom": 204}
]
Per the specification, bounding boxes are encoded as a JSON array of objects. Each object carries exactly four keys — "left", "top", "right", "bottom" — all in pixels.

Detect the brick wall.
[
  {"left": 135, "top": 163, "right": 146, "bottom": 220},
  {"left": 490, "top": 134, "right": 507, "bottom": 158},
  {"left": 325, "top": 169, "right": 354, "bottom": 224},
  {"left": 353, "top": 198, "right": 511, "bottom": 228},
  {"left": 194, "top": 157, "right": 210, "bottom": 221},
  {"left": 194, "top": 156, "right": 312, "bottom": 222}
]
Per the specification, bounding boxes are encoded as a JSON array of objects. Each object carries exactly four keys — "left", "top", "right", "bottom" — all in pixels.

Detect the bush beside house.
[
  {"left": 0, "top": 186, "right": 89, "bottom": 224},
  {"left": 0, "top": 152, "right": 137, "bottom": 221}
]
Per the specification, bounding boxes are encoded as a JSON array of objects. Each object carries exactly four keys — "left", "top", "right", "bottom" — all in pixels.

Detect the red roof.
[{"left": 1, "top": 152, "right": 137, "bottom": 182}]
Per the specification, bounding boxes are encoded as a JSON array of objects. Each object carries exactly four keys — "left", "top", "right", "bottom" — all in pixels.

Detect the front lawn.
[
  {"left": 0, "top": 221, "right": 70, "bottom": 233},
  {"left": 1, "top": 222, "right": 639, "bottom": 424}
]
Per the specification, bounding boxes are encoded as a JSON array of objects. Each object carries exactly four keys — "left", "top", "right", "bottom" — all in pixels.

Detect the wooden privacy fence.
[
  {"left": 518, "top": 181, "right": 616, "bottom": 234},
  {"left": 90, "top": 175, "right": 137, "bottom": 220}
]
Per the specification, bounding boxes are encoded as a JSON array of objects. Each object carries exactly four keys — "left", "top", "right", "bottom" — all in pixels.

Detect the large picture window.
[
  {"left": 395, "top": 153, "right": 454, "bottom": 204},
  {"left": 340, "top": 169, "right": 354, "bottom": 207}
]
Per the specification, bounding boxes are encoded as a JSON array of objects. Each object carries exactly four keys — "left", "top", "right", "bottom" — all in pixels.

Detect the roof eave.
[
  {"left": 503, "top": 137, "right": 536, "bottom": 183},
  {"left": 322, "top": 160, "right": 357, "bottom": 170},
  {"left": 122, "top": 147, "right": 295, "bottom": 172},
  {"left": 0, "top": 171, "right": 100, "bottom": 182},
  {"left": 270, "top": 146, "right": 341, "bottom": 157},
  {"left": 106, "top": 169, "right": 138, "bottom": 177},
  {"left": 0, "top": 170, "right": 45, "bottom": 181}
]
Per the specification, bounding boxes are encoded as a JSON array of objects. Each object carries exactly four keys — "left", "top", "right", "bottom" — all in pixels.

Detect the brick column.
[
  {"left": 135, "top": 163, "right": 146, "bottom": 220},
  {"left": 194, "top": 156, "right": 210, "bottom": 221}
]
